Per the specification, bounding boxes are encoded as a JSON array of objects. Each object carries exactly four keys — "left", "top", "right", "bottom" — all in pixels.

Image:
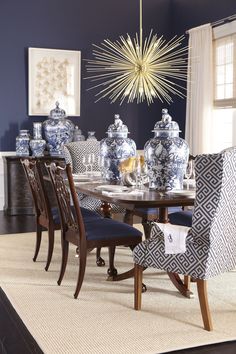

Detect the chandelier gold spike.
[{"left": 85, "top": 0, "right": 188, "bottom": 105}]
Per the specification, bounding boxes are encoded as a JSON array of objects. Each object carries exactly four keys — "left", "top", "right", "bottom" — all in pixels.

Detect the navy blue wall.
[{"left": 0, "top": 0, "right": 235, "bottom": 151}]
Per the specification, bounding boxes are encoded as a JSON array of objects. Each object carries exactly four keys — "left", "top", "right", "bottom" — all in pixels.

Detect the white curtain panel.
[{"left": 185, "top": 24, "right": 214, "bottom": 155}]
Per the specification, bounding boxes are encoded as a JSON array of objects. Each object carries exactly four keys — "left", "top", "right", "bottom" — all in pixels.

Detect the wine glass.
[
  {"left": 185, "top": 160, "right": 193, "bottom": 189},
  {"left": 101, "top": 158, "right": 111, "bottom": 181},
  {"left": 82, "top": 155, "right": 90, "bottom": 175},
  {"left": 134, "top": 156, "right": 142, "bottom": 189},
  {"left": 89, "top": 153, "right": 95, "bottom": 175}
]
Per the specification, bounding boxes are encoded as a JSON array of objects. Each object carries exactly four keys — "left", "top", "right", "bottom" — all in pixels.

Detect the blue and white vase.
[
  {"left": 144, "top": 108, "right": 189, "bottom": 191},
  {"left": 16, "top": 130, "right": 30, "bottom": 156},
  {"left": 43, "top": 102, "right": 74, "bottom": 156},
  {"left": 100, "top": 114, "right": 136, "bottom": 181},
  {"left": 29, "top": 122, "right": 46, "bottom": 157}
]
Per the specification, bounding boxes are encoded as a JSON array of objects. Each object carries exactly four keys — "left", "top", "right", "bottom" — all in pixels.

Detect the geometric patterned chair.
[
  {"left": 133, "top": 147, "right": 236, "bottom": 331},
  {"left": 63, "top": 140, "right": 124, "bottom": 214}
]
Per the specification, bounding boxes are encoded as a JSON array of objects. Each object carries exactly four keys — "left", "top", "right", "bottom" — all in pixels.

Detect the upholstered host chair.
[
  {"left": 63, "top": 140, "right": 124, "bottom": 215},
  {"left": 46, "top": 162, "right": 142, "bottom": 299},
  {"left": 21, "top": 158, "right": 61, "bottom": 271},
  {"left": 133, "top": 147, "right": 236, "bottom": 331}
]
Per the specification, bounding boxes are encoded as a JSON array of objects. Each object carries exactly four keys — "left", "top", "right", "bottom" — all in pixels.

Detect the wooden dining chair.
[
  {"left": 133, "top": 147, "right": 236, "bottom": 330},
  {"left": 21, "top": 158, "right": 102, "bottom": 271},
  {"left": 46, "top": 162, "right": 143, "bottom": 299},
  {"left": 21, "top": 158, "right": 61, "bottom": 271}
]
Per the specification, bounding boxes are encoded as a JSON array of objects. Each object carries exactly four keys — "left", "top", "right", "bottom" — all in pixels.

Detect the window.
[{"left": 213, "top": 21, "right": 236, "bottom": 150}]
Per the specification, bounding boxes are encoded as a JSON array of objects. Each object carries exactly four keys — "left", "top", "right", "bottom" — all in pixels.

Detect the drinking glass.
[
  {"left": 101, "top": 158, "right": 111, "bottom": 181},
  {"left": 185, "top": 160, "right": 193, "bottom": 189},
  {"left": 134, "top": 156, "right": 143, "bottom": 189},
  {"left": 89, "top": 153, "right": 95, "bottom": 175},
  {"left": 82, "top": 155, "right": 90, "bottom": 175}
]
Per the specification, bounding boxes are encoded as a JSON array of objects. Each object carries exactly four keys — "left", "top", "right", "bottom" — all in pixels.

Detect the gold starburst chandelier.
[{"left": 85, "top": 0, "right": 188, "bottom": 105}]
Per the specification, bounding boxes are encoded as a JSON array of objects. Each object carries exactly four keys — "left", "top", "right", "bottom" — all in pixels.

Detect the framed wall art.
[{"left": 28, "top": 47, "right": 81, "bottom": 116}]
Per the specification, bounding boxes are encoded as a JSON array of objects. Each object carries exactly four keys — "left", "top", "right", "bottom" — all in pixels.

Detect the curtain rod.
[{"left": 186, "top": 13, "right": 236, "bottom": 34}]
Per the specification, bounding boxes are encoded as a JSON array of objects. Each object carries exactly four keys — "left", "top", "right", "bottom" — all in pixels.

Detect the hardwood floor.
[
  {"left": 0, "top": 211, "right": 36, "bottom": 234},
  {"left": 0, "top": 211, "right": 235, "bottom": 354}
]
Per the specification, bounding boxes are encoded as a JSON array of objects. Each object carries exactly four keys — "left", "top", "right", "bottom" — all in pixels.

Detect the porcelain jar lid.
[
  {"left": 152, "top": 109, "right": 181, "bottom": 133},
  {"left": 48, "top": 101, "right": 67, "bottom": 119},
  {"left": 106, "top": 114, "right": 129, "bottom": 137}
]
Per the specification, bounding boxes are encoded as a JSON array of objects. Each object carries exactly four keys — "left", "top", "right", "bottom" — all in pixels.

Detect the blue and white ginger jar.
[
  {"left": 43, "top": 102, "right": 74, "bottom": 156},
  {"left": 29, "top": 122, "right": 46, "bottom": 157},
  {"left": 100, "top": 114, "right": 136, "bottom": 181},
  {"left": 144, "top": 108, "right": 189, "bottom": 190},
  {"left": 16, "top": 130, "right": 30, "bottom": 156}
]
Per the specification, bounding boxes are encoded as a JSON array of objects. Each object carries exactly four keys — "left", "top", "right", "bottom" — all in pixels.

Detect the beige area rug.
[{"left": 0, "top": 229, "right": 236, "bottom": 354}]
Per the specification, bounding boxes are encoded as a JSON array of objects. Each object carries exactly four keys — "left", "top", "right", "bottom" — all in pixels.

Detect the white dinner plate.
[
  {"left": 169, "top": 189, "right": 195, "bottom": 196},
  {"left": 95, "top": 185, "right": 129, "bottom": 192},
  {"left": 72, "top": 174, "right": 92, "bottom": 182},
  {"left": 183, "top": 179, "right": 195, "bottom": 185}
]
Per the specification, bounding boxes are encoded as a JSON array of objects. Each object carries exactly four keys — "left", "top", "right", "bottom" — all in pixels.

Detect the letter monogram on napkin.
[{"left": 156, "top": 223, "right": 190, "bottom": 254}]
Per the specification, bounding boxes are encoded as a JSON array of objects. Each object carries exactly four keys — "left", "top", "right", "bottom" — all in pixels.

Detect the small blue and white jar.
[
  {"left": 100, "top": 114, "right": 136, "bottom": 181},
  {"left": 29, "top": 122, "right": 46, "bottom": 156},
  {"left": 16, "top": 130, "right": 30, "bottom": 156},
  {"left": 43, "top": 102, "right": 74, "bottom": 156},
  {"left": 144, "top": 108, "right": 189, "bottom": 191}
]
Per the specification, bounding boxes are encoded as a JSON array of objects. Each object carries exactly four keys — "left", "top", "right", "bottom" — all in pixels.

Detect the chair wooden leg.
[
  {"left": 142, "top": 219, "right": 155, "bottom": 239},
  {"left": 74, "top": 247, "right": 87, "bottom": 299},
  {"left": 96, "top": 247, "right": 105, "bottom": 267},
  {"left": 57, "top": 239, "right": 69, "bottom": 286},
  {"left": 33, "top": 223, "right": 42, "bottom": 262},
  {"left": 196, "top": 279, "right": 213, "bottom": 331},
  {"left": 134, "top": 263, "right": 143, "bottom": 310},
  {"left": 167, "top": 272, "right": 193, "bottom": 298},
  {"left": 184, "top": 275, "right": 191, "bottom": 290},
  {"left": 107, "top": 246, "right": 118, "bottom": 279},
  {"left": 45, "top": 226, "right": 55, "bottom": 271}
]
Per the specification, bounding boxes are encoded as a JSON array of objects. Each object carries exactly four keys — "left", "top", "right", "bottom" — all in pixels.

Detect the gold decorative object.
[{"left": 85, "top": 0, "right": 188, "bottom": 105}]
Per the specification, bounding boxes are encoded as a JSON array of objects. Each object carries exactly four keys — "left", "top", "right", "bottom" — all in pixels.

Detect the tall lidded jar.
[
  {"left": 100, "top": 114, "right": 136, "bottom": 181},
  {"left": 43, "top": 101, "right": 74, "bottom": 156},
  {"left": 144, "top": 108, "right": 189, "bottom": 191}
]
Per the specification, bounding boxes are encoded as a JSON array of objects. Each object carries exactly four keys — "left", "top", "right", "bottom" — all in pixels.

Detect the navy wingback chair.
[{"left": 133, "top": 147, "right": 236, "bottom": 331}]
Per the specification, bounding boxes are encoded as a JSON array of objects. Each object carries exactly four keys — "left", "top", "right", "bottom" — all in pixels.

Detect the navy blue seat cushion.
[
  {"left": 51, "top": 206, "right": 101, "bottom": 225},
  {"left": 134, "top": 206, "right": 182, "bottom": 217},
  {"left": 168, "top": 211, "right": 193, "bottom": 227},
  {"left": 80, "top": 207, "right": 102, "bottom": 220},
  {"left": 134, "top": 207, "right": 158, "bottom": 215},
  {"left": 168, "top": 206, "right": 183, "bottom": 213},
  {"left": 51, "top": 207, "right": 60, "bottom": 224},
  {"left": 84, "top": 218, "right": 142, "bottom": 241}
]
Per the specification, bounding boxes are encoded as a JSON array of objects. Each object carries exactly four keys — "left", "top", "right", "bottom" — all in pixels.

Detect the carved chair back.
[
  {"left": 21, "top": 158, "right": 51, "bottom": 222},
  {"left": 46, "top": 162, "right": 85, "bottom": 246}
]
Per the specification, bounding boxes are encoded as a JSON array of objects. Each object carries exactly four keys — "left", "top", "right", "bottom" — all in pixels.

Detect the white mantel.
[{"left": 0, "top": 152, "right": 15, "bottom": 210}]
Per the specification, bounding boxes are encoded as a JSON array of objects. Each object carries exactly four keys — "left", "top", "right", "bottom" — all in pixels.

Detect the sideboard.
[{"left": 3, "top": 156, "right": 65, "bottom": 215}]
